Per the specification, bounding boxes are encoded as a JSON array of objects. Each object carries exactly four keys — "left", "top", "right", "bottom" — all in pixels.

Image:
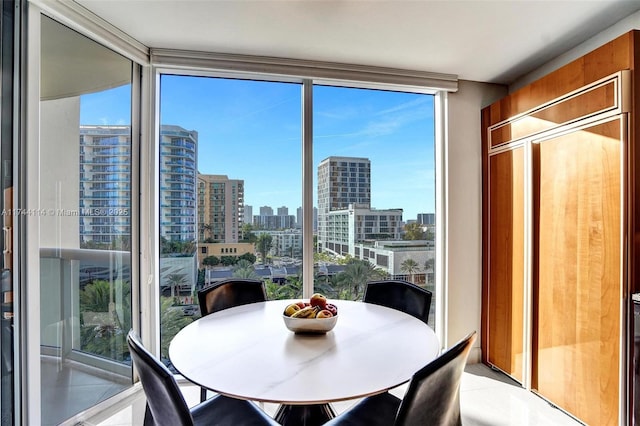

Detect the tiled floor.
[
  {"left": 41, "top": 356, "right": 130, "bottom": 426},
  {"left": 96, "top": 363, "right": 583, "bottom": 425},
  {"left": 458, "top": 364, "right": 581, "bottom": 426}
]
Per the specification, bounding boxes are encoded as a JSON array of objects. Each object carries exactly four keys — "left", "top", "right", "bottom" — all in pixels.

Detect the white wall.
[
  {"left": 445, "top": 80, "right": 507, "bottom": 362},
  {"left": 512, "top": 10, "right": 640, "bottom": 91}
]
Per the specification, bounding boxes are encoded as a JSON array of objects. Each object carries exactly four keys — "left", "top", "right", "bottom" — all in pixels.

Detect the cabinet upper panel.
[
  {"left": 489, "top": 72, "right": 629, "bottom": 148},
  {"left": 484, "top": 30, "right": 636, "bottom": 128}
]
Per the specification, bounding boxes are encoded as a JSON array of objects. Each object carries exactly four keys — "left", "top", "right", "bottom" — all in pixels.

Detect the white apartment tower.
[
  {"left": 79, "top": 125, "right": 131, "bottom": 246},
  {"left": 317, "top": 156, "right": 371, "bottom": 253},
  {"left": 159, "top": 125, "right": 198, "bottom": 242},
  {"left": 80, "top": 124, "right": 198, "bottom": 246}
]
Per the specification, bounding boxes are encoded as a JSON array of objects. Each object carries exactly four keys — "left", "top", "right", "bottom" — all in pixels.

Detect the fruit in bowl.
[{"left": 282, "top": 293, "right": 338, "bottom": 334}]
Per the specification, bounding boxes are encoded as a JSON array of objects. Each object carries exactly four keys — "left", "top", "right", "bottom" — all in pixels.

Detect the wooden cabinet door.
[
  {"left": 486, "top": 147, "right": 525, "bottom": 382},
  {"left": 533, "top": 117, "right": 623, "bottom": 425}
]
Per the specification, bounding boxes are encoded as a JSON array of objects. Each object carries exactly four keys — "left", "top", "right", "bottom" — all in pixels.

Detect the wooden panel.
[
  {"left": 485, "top": 30, "right": 634, "bottom": 126},
  {"left": 490, "top": 79, "right": 618, "bottom": 147},
  {"left": 534, "top": 119, "right": 621, "bottom": 425},
  {"left": 486, "top": 147, "right": 524, "bottom": 382}
]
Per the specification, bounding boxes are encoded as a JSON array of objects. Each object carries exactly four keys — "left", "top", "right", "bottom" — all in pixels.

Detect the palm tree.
[
  {"left": 424, "top": 258, "right": 435, "bottom": 285},
  {"left": 400, "top": 258, "right": 420, "bottom": 283},
  {"left": 165, "top": 273, "right": 188, "bottom": 299},
  {"left": 338, "top": 259, "right": 385, "bottom": 300},
  {"left": 160, "top": 297, "right": 193, "bottom": 361},
  {"left": 79, "top": 279, "right": 131, "bottom": 361},
  {"left": 232, "top": 259, "right": 259, "bottom": 279},
  {"left": 403, "top": 222, "right": 426, "bottom": 240},
  {"left": 200, "top": 223, "right": 213, "bottom": 241},
  {"left": 257, "top": 234, "right": 273, "bottom": 264}
]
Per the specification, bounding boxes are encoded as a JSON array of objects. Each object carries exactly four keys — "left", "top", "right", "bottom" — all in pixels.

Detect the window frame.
[{"left": 149, "top": 66, "right": 448, "bottom": 339}]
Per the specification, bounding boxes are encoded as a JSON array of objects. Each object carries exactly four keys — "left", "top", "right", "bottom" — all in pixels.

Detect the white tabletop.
[{"left": 169, "top": 299, "right": 440, "bottom": 405}]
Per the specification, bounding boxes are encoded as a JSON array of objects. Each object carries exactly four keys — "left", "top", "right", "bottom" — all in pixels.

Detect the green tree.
[
  {"left": 424, "top": 258, "right": 435, "bottom": 285},
  {"left": 403, "top": 222, "right": 426, "bottom": 240},
  {"left": 165, "top": 273, "right": 188, "bottom": 299},
  {"left": 200, "top": 223, "right": 212, "bottom": 241},
  {"left": 400, "top": 258, "right": 420, "bottom": 283},
  {"left": 202, "top": 255, "right": 220, "bottom": 267},
  {"left": 232, "top": 259, "right": 259, "bottom": 279},
  {"left": 257, "top": 234, "right": 273, "bottom": 264},
  {"left": 79, "top": 279, "right": 131, "bottom": 361},
  {"left": 266, "top": 277, "right": 303, "bottom": 300},
  {"left": 337, "top": 259, "right": 385, "bottom": 300},
  {"left": 238, "top": 252, "right": 256, "bottom": 264},
  {"left": 241, "top": 223, "right": 258, "bottom": 243},
  {"left": 160, "top": 297, "right": 194, "bottom": 361},
  {"left": 425, "top": 228, "right": 435, "bottom": 241},
  {"left": 220, "top": 255, "right": 237, "bottom": 266}
]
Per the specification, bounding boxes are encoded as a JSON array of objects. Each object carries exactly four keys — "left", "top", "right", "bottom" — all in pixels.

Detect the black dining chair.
[
  {"left": 323, "top": 331, "right": 477, "bottom": 426},
  {"left": 127, "top": 330, "right": 279, "bottom": 426},
  {"left": 196, "top": 278, "right": 267, "bottom": 401},
  {"left": 198, "top": 278, "right": 267, "bottom": 317},
  {"left": 363, "top": 279, "right": 433, "bottom": 325}
]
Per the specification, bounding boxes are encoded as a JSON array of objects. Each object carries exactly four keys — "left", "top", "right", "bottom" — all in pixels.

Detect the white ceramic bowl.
[{"left": 282, "top": 314, "right": 338, "bottom": 334}]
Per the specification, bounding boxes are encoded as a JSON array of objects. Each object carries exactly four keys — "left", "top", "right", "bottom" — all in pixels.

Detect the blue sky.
[{"left": 81, "top": 76, "right": 435, "bottom": 221}]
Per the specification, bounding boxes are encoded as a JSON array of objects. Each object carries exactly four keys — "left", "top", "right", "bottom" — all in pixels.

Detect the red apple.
[
  {"left": 316, "top": 309, "right": 333, "bottom": 318},
  {"left": 295, "top": 301, "right": 306, "bottom": 309},
  {"left": 325, "top": 303, "right": 338, "bottom": 316},
  {"left": 310, "top": 293, "right": 327, "bottom": 309}
]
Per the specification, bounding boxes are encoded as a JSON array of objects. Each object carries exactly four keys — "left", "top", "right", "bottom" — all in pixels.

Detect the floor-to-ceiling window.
[
  {"left": 156, "top": 73, "right": 437, "bottom": 349},
  {"left": 158, "top": 75, "right": 302, "bottom": 363},
  {"left": 313, "top": 86, "right": 435, "bottom": 325},
  {"left": 38, "top": 16, "right": 134, "bottom": 425}
]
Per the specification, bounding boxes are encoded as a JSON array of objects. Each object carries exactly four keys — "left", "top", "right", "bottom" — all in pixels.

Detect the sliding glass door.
[
  {"left": 38, "top": 16, "right": 134, "bottom": 425},
  {"left": 0, "top": 1, "right": 16, "bottom": 424}
]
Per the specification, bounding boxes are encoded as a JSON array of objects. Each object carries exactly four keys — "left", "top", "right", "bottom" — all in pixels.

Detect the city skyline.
[{"left": 81, "top": 77, "right": 436, "bottom": 221}]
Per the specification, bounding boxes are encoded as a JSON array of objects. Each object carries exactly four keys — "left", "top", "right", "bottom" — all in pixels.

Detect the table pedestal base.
[{"left": 274, "top": 403, "right": 336, "bottom": 426}]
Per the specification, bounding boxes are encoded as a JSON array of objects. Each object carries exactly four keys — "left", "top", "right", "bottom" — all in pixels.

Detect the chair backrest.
[
  {"left": 127, "top": 330, "right": 193, "bottom": 426},
  {"left": 395, "top": 331, "right": 477, "bottom": 426},
  {"left": 363, "top": 280, "right": 432, "bottom": 325},
  {"left": 198, "top": 278, "right": 267, "bottom": 317}
]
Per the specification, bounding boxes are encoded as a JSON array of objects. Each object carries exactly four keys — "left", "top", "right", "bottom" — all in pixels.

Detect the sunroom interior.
[{"left": 5, "top": 1, "right": 640, "bottom": 425}]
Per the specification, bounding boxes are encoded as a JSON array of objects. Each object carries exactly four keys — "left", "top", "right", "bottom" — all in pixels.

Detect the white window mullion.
[{"left": 302, "top": 80, "right": 314, "bottom": 299}]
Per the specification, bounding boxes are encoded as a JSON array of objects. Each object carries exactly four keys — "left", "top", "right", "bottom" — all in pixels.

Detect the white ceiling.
[{"left": 76, "top": 0, "right": 640, "bottom": 85}]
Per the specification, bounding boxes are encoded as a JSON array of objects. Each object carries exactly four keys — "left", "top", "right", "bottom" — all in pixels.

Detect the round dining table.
[{"left": 169, "top": 299, "right": 440, "bottom": 426}]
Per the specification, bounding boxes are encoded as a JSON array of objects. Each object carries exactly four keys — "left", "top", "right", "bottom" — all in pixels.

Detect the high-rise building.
[
  {"left": 159, "top": 125, "right": 198, "bottom": 242},
  {"left": 198, "top": 174, "right": 244, "bottom": 243},
  {"left": 277, "top": 206, "right": 288, "bottom": 216},
  {"left": 260, "top": 206, "right": 273, "bottom": 216},
  {"left": 295, "top": 206, "right": 317, "bottom": 230},
  {"left": 244, "top": 205, "right": 253, "bottom": 225},
  {"left": 253, "top": 214, "right": 296, "bottom": 230},
  {"left": 79, "top": 125, "right": 132, "bottom": 246},
  {"left": 317, "top": 156, "right": 371, "bottom": 253},
  {"left": 417, "top": 213, "right": 435, "bottom": 225},
  {"left": 326, "top": 204, "right": 403, "bottom": 256},
  {"left": 80, "top": 124, "right": 198, "bottom": 246}
]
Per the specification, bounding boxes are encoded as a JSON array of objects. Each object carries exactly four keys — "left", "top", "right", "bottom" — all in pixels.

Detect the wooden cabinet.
[
  {"left": 533, "top": 117, "right": 623, "bottom": 425},
  {"left": 485, "top": 147, "right": 525, "bottom": 382},
  {"left": 482, "top": 31, "right": 640, "bottom": 425}
]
